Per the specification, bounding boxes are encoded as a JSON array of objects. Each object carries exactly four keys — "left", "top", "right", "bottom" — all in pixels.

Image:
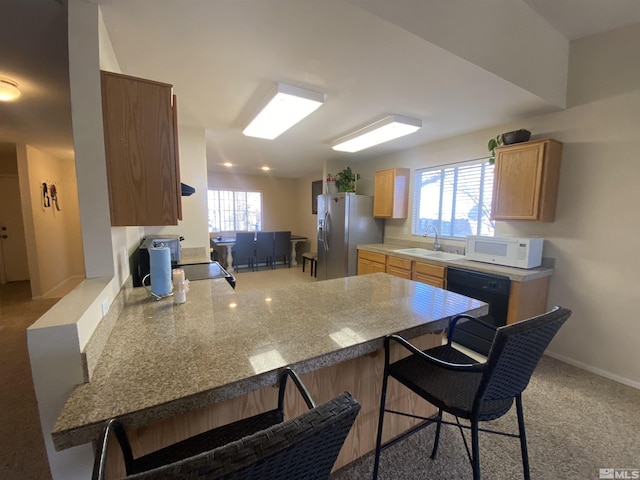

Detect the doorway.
[{"left": 0, "top": 175, "right": 30, "bottom": 284}]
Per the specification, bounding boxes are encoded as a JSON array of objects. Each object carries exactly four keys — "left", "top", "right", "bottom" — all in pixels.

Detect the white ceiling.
[{"left": 2, "top": 0, "right": 640, "bottom": 178}]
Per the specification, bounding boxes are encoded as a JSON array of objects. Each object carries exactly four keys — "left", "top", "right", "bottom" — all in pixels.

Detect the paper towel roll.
[{"left": 150, "top": 246, "right": 172, "bottom": 296}]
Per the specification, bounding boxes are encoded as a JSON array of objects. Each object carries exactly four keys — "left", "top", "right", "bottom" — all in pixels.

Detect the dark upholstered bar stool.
[
  {"left": 93, "top": 367, "right": 360, "bottom": 480},
  {"left": 232, "top": 232, "right": 256, "bottom": 271},
  {"left": 273, "top": 231, "right": 292, "bottom": 268},
  {"left": 373, "top": 306, "right": 572, "bottom": 480},
  {"left": 255, "top": 231, "right": 275, "bottom": 269}
]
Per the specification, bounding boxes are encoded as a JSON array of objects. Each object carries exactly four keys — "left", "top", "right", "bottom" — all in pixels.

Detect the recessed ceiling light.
[
  {"left": 242, "top": 82, "right": 325, "bottom": 140},
  {"left": 261, "top": 166, "right": 271, "bottom": 171},
  {"left": 0, "top": 78, "right": 21, "bottom": 102},
  {"left": 223, "top": 162, "right": 233, "bottom": 167}
]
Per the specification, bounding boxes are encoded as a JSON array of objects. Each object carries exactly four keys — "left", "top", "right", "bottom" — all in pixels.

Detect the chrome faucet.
[{"left": 422, "top": 225, "right": 441, "bottom": 251}]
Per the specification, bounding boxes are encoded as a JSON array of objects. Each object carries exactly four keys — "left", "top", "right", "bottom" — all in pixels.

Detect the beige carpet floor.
[
  {"left": 0, "top": 281, "right": 57, "bottom": 480},
  {"left": 330, "top": 349, "right": 640, "bottom": 480}
]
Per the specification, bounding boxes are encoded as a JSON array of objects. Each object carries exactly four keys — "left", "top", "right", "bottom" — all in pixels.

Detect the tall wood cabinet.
[
  {"left": 101, "top": 71, "right": 182, "bottom": 226},
  {"left": 373, "top": 168, "right": 410, "bottom": 218},
  {"left": 491, "top": 139, "right": 562, "bottom": 222}
]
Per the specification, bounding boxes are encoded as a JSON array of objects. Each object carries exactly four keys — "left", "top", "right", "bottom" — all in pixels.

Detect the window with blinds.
[
  {"left": 412, "top": 159, "right": 494, "bottom": 238},
  {"left": 207, "top": 189, "right": 263, "bottom": 232}
]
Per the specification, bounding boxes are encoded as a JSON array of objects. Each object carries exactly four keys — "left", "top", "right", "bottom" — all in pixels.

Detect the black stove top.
[{"left": 178, "top": 262, "right": 235, "bottom": 288}]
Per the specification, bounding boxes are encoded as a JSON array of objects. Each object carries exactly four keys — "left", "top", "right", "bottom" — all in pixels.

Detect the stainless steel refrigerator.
[{"left": 317, "top": 193, "right": 383, "bottom": 280}]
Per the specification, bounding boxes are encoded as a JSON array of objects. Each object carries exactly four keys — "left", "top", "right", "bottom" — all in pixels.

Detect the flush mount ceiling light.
[
  {"left": 0, "top": 78, "right": 21, "bottom": 102},
  {"left": 332, "top": 114, "right": 422, "bottom": 153},
  {"left": 242, "top": 82, "right": 325, "bottom": 140}
]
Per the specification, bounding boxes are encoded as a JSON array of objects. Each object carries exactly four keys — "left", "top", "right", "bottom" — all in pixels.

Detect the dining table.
[{"left": 210, "top": 234, "right": 308, "bottom": 273}]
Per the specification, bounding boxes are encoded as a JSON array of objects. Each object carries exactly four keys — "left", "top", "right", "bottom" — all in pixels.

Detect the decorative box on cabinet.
[
  {"left": 491, "top": 139, "right": 562, "bottom": 222},
  {"left": 373, "top": 168, "right": 410, "bottom": 218},
  {"left": 357, "top": 250, "right": 386, "bottom": 275},
  {"left": 101, "top": 71, "right": 182, "bottom": 226}
]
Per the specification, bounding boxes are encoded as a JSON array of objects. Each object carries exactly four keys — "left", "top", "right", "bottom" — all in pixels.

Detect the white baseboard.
[{"left": 544, "top": 351, "right": 640, "bottom": 391}]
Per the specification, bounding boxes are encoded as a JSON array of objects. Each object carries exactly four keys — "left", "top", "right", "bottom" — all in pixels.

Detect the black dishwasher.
[{"left": 446, "top": 267, "right": 511, "bottom": 355}]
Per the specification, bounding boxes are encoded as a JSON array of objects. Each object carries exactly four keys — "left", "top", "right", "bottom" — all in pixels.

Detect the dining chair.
[
  {"left": 93, "top": 367, "right": 361, "bottom": 480},
  {"left": 273, "top": 231, "right": 292, "bottom": 268},
  {"left": 373, "top": 306, "right": 572, "bottom": 480},
  {"left": 232, "top": 232, "right": 256, "bottom": 271},
  {"left": 255, "top": 231, "right": 275, "bottom": 270}
]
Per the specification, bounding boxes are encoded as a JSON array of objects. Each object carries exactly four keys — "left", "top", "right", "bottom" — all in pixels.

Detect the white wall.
[
  {"left": 347, "top": 23, "right": 640, "bottom": 388},
  {"left": 16, "top": 145, "right": 85, "bottom": 298},
  {"left": 207, "top": 172, "right": 303, "bottom": 232}
]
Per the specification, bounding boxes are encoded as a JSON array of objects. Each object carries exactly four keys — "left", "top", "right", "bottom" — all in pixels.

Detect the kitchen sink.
[
  {"left": 393, "top": 248, "right": 465, "bottom": 261},
  {"left": 393, "top": 248, "right": 433, "bottom": 255},
  {"left": 420, "top": 251, "right": 465, "bottom": 260}
]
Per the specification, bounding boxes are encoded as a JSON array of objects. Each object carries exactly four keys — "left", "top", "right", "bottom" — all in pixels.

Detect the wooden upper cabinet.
[
  {"left": 491, "top": 139, "right": 562, "bottom": 222},
  {"left": 373, "top": 168, "right": 410, "bottom": 218},
  {"left": 101, "top": 71, "right": 182, "bottom": 226}
]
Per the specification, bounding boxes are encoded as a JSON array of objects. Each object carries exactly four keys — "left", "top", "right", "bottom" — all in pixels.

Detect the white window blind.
[
  {"left": 412, "top": 159, "right": 494, "bottom": 238},
  {"left": 207, "top": 189, "right": 263, "bottom": 232}
]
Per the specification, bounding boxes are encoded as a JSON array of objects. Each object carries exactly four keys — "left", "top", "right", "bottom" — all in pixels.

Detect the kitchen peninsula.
[{"left": 52, "top": 274, "right": 486, "bottom": 474}]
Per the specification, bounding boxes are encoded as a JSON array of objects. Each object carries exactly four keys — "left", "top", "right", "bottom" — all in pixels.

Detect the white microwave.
[{"left": 465, "top": 236, "right": 543, "bottom": 269}]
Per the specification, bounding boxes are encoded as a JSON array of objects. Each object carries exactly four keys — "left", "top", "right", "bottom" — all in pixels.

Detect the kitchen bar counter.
[
  {"left": 52, "top": 273, "right": 486, "bottom": 452},
  {"left": 358, "top": 243, "right": 554, "bottom": 282}
]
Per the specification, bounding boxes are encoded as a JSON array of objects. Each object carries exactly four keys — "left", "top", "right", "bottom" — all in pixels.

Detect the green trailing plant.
[
  {"left": 487, "top": 134, "right": 503, "bottom": 165},
  {"left": 334, "top": 166, "right": 360, "bottom": 192}
]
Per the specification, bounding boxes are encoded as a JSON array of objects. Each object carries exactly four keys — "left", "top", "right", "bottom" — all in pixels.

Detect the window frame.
[
  {"left": 207, "top": 188, "right": 263, "bottom": 233},
  {"left": 411, "top": 158, "right": 495, "bottom": 239}
]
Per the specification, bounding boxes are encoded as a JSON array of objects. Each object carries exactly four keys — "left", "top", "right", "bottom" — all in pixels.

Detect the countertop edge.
[
  {"left": 51, "top": 302, "right": 487, "bottom": 451},
  {"left": 357, "top": 243, "right": 554, "bottom": 282}
]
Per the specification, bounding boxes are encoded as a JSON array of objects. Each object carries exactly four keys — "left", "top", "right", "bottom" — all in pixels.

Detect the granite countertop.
[
  {"left": 358, "top": 244, "right": 554, "bottom": 282},
  {"left": 52, "top": 274, "right": 486, "bottom": 451}
]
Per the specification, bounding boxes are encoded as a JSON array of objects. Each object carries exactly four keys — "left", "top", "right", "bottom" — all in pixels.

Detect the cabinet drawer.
[
  {"left": 412, "top": 262, "right": 445, "bottom": 279},
  {"left": 358, "top": 250, "right": 386, "bottom": 264},
  {"left": 387, "top": 265, "right": 412, "bottom": 280},
  {"left": 387, "top": 256, "right": 411, "bottom": 270},
  {"left": 412, "top": 273, "right": 445, "bottom": 289}
]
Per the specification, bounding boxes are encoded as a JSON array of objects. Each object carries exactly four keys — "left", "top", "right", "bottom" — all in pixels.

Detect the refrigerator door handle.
[{"left": 323, "top": 211, "right": 330, "bottom": 251}]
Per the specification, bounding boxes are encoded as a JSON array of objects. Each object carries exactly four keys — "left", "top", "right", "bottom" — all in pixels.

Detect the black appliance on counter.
[
  {"left": 446, "top": 267, "right": 510, "bottom": 355},
  {"left": 138, "top": 235, "right": 183, "bottom": 283}
]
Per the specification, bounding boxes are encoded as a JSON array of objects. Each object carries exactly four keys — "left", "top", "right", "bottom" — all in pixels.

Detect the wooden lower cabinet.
[
  {"left": 412, "top": 261, "right": 446, "bottom": 289},
  {"left": 357, "top": 250, "right": 550, "bottom": 324},
  {"left": 357, "top": 250, "right": 386, "bottom": 275},
  {"left": 105, "top": 333, "right": 443, "bottom": 478},
  {"left": 507, "top": 276, "right": 550, "bottom": 324},
  {"left": 386, "top": 256, "right": 411, "bottom": 279}
]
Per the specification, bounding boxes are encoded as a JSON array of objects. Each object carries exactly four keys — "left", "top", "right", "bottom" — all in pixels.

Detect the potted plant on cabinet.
[
  {"left": 487, "top": 134, "right": 503, "bottom": 165},
  {"left": 334, "top": 166, "right": 360, "bottom": 192}
]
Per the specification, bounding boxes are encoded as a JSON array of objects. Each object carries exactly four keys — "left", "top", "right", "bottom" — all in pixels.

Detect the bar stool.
[{"left": 302, "top": 252, "right": 317, "bottom": 277}]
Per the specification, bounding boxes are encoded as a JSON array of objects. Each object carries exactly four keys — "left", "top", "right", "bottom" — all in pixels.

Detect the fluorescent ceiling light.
[
  {"left": 332, "top": 115, "right": 422, "bottom": 153},
  {"left": 0, "top": 78, "right": 20, "bottom": 102},
  {"left": 242, "top": 82, "right": 324, "bottom": 139}
]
